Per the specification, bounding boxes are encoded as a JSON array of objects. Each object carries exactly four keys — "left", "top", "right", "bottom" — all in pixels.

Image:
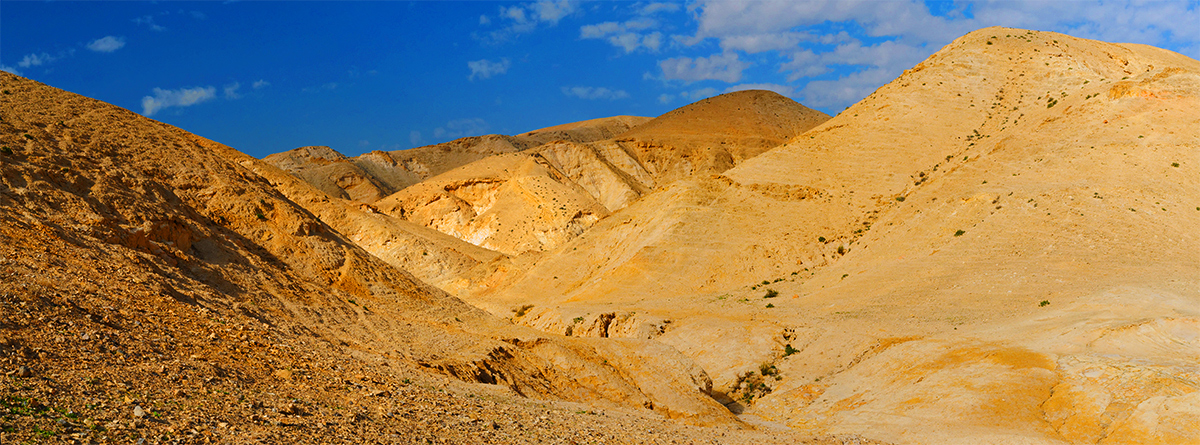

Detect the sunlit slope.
[
  {"left": 372, "top": 91, "right": 829, "bottom": 257},
  {"left": 472, "top": 27, "right": 1200, "bottom": 444},
  {"left": 265, "top": 115, "right": 655, "bottom": 204}
]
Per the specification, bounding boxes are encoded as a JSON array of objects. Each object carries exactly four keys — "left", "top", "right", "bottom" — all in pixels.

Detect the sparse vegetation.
[
  {"left": 763, "top": 289, "right": 779, "bottom": 299},
  {"left": 23, "top": 133, "right": 35, "bottom": 140},
  {"left": 895, "top": 196, "right": 906, "bottom": 202},
  {"left": 954, "top": 229, "right": 966, "bottom": 237},
  {"left": 256, "top": 210, "right": 267, "bottom": 220},
  {"left": 1172, "top": 162, "right": 1180, "bottom": 167},
  {"left": 1039, "top": 300, "right": 1050, "bottom": 307},
  {"left": 514, "top": 304, "right": 534, "bottom": 317},
  {"left": 817, "top": 236, "right": 826, "bottom": 243},
  {"left": 0, "top": 146, "right": 11, "bottom": 155},
  {"left": 783, "top": 344, "right": 799, "bottom": 357},
  {"left": 572, "top": 316, "right": 584, "bottom": 324},
  {"left": 765, "top": 303, "right": 774, "bottom": 308}
]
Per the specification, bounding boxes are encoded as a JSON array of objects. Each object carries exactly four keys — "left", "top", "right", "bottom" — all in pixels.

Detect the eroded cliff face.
[{"left": 373, "top": 151, "right": 613, "bottom": 256}]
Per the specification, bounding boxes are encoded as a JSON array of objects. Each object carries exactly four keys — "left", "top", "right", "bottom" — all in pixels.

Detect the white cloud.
[
  {"left": 467, "top": 58, "right": 511, "bottom": 81},
  {"left": 581, "top": 19, "right": 663, "bottom": 53},
  {"left": 410, "top": 131, "right": 424, "bottom": 146},
  {"left": 223, "top": 82, "right": 241, "bottom": 99},
  {"left": 532, "top": 0, "right": 576, "bottom": 23},
  {"left": 141, "top": 86, "right": 216, "bottom": 116},
  {"left": 302, "top": 82, "right": 338, "bottom": 93},
  {"left": 681, "top": 87, "right": 719, "bottom": 101},
  {"left": 87, "top": 36, "right": 126, "bottom": 53},
  {"left": 657, "top": 93, "right": 674, "bottom": 104},
  {"left": 18, "top": 53, "right": 56, "bottom": 68},
  {"left": 252, "top": 79, "right": 270, "bottom": 89},
  {"left": 799, "top": 67, "right": 896, "bottom": 109},
  {"left": 485, "top": 0, "right": 579, "bottom": 42},
  {"left": 725, "top": 83, "right": 796, "bottom": 97},
  {"left": 561, "top": 86, "right": 630, "bottom": 100},
  {"left": 640, "top": 3, "right": 681, "bottom": 15},
  {"left": 434, "top": 118, "right": 489, "bottom": 140},
  {"left": 133, "top": 15, "right": 166, "bottom": 32},
  {"left": 658, "top": 52, "right": 748, "bottom": 83},
  {"left": 0, "top": 65, "right": 20, "bottom": 75}
]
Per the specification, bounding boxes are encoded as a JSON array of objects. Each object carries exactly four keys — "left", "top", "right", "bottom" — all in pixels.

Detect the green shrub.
[
  {"left": 763, "top": 289, "right": 779, "bottom": 299},
  {"left": 895, "top": 196, "right": 906, "bottom": 202},
  {"left": 1171, "top": 162, "right": 1180, "bottom": 167},
  {"left": 817, "top": 236, "right": 826, "bottom": 243},
  {"left": 954, "top": 229, "right": 966, "bottom": 237},
  {"left": 1039, "top": 300, "right": 1050, "bottom": 307},
  {"left": 765, "top": 303, "right": 774, "bottom": 308},
  {"left": 0, "top": 146, "right": 10, "bottom": 155},
  {"left": 514, "top": 304, "right": 534, "bottom": 317},
  {"left": 783, "top": 344, "right": 799, "bottom": 357}
]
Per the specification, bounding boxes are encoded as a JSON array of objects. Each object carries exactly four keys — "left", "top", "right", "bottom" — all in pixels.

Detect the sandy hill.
[
  {"left": 263, "top": 145, "right": 394, "bottom": 202},
  {"left": 459, "top": 27, "right": 1200, "bottom": 444},
  {"left": 607, "top": 89, "right": 832, "bottom": 186},
  {"left": 517, "top": 115, "right": 653, "bottom": 145},
  {"left": 368, "top": 91, "right": 829, "bottom": 258},
  {"left": 264, "top": 115, "right": 653, "bottom": 204},
  {"left": 0, "top": 72, "right": 903, "bottom": 444}
]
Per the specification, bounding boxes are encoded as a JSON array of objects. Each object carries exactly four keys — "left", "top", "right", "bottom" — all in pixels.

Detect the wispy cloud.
[
  {"left": 87, "top": 36, "right": 126, "bottom": 53},
  {"left": 141, "top": 86, "right": 216, "bottom": 116},
  {"left": 467, "top": 58, "right": 510, "bottom": 81},
  {"left": 252, "top": 79, "right": 270, "bottom": 89},
  {"left": 581, "top": 19, "right": 663, "bottom": 53},
  {"left": 561, "top": 86, "right": 629, "bottom": 100},
  {"left": 658, "top": 52, "right": 747, "bottom": 83},
  {"left": 301, "top": 82, "right": 338, "bottom": 93},
  {"left": 0, "top": 66, "right": 20, "bottom": 76},
  {"left": 133, "top": 15, "right": 166, "bottom": 32},
  {"left": 480, "top": 0, "right": 579, "bottom": 43},
  {"left": 410, "top": 131, "right": 424, "bottom": 146},
  {"left": 18, "top": 53, "right": 58, "bottom": 68},
  {"left": 223, "top": 82, "right": 241, "bottom": 99},
  {"left": 434, "top": 118, "right": 489, "bottom": 140}
]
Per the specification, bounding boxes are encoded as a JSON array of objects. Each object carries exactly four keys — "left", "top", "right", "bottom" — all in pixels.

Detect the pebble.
[
  {"left": 133, "top": 405, "right": 146, "bottom": 418},
  {"left": 16, "top": 365, "right": 32, "bottom": 377}
]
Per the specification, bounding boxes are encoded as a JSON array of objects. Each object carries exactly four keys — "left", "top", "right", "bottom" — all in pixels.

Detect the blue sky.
[{"left": 3, "top": 1, "right": 1197, "bottom": 158}]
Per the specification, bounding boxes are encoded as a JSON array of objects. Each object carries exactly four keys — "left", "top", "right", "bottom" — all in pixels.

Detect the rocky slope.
[
  {"left": 460, "top": 27, "right": 1200, "bottom": 444},
  {"left": 370, "top": 91, "right": 829, "bottom": 257},
  {"left": 0, "top": 71, "right": 894, "bottom": 443},
  {"left": 265, "top": 115, "right": 652, "bottom": 204}
]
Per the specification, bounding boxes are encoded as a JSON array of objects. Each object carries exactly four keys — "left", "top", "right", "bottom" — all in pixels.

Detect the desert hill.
[
  {"left": 0, "top": 71, "right": 896, "bottom": 443},
  {"left": 517, "top": 115, "right": 653, "bottom": 145},
  {"left": 365, "top": 91, "right": 829, "bottom": 258},
  {"left": 458, "top": 27, "right": 1200, "bottom": 444},
  {"left": 264, "top": 114, "right": 652, "bottom": 204}
]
